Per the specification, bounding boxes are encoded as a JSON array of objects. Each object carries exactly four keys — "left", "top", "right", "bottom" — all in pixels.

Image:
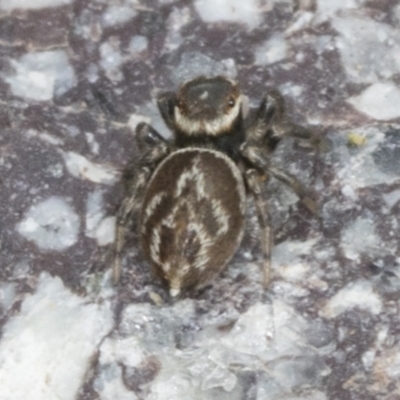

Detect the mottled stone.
[{"left": 1, "top": 0, "right": 400, "bottom": 399}]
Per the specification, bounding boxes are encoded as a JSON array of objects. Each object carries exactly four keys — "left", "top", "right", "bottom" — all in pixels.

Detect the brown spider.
[{"left": 112, "top": 76, "right": 316, "bottom": 297}]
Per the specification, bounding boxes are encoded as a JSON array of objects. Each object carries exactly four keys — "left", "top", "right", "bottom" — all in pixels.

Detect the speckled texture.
[{"left": 1, "top": 1, "right": 400, "bottom": 399}]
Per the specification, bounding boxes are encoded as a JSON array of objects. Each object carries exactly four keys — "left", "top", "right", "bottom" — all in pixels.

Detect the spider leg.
[
  {"left": 275, "top": 121, "right": 314, "bottom": 141},
  {"left": 240, "top": 139, "right": 317, "bottom": 286},
  {"left": 137, "top": 121, "right": 167, "bottom": 145},
  {"left": 112, "top": 123, "right": 170, "bottom": 285},
  {"left": 245, "top": 169, "right": 273, "bottom": 287},
  {"left": 113, "top": 166, "right": 149, "bottom": 285},
  {"left": 266, "top": 91, "right": 325, "bottom": 148},
  {"left": 246, "top": 92, "right": 279, "bottom": 142},
  {"left": 248, "top": 89, "right": 323, "bottom": 153},
  {"left": 135, "top": 122, "right": 170, "bottom": 162},
  {"left": 240, "top": 143, "right": 317, "bottom": 214},
  {"left": 240, "top": 142, "right": 269, "bottom": 169},
  {"left": 157, "top": 92, "right": 178, "bottom": 130},
  {"left": 268, "top": 166, "right": 317, "bottom": 214}
]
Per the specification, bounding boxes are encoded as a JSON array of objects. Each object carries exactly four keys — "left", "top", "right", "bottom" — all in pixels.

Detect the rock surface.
[{"left": 1, "top": 1, "right": 400, "bottom": 399}]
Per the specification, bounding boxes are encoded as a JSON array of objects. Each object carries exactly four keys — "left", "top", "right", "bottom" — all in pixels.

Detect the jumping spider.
[{"left": 113, "top": 76, "right": 316, "bottom": 297}]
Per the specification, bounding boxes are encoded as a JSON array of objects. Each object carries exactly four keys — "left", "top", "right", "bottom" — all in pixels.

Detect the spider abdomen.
[{"left": 140, "top": 148, "right": 246, "bottom": 296}]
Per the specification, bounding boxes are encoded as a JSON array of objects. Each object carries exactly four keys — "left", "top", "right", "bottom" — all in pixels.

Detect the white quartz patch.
[
  {"left": 347, "top": 82, "right": 400, "bottom": 121},
  {"left": 285, "top": 11, "right": 314, "bottom": 35},
  {"left": 172, "top": 52, "right": 237, "bottom": 85},
  {"left": 332, "top": 15, "right": 400, "bottom": 84},
  {"left": 62, "top": 151, "right": 119, "bottom": 185},
  {"left": 4, "top": 50, "right": 76, "bottom": 101},
  {"left": 341, "top": 217, "right": 380, "bottom": 261},
  {"left": 0, "top": 0, "right": 72, "bottom": 11},
  {"left": 92, "top": 292, "right": 330, "bottom": 399},
  {"left": 128, "top": 35, "right": 148, "bottom": 55},
  {"left": 99, "top": 38, "right": 124, "bottom": 82},
  {"left": 95, "top": 217, "right": 116, "bottom": 246},
  {"left": 272, "top": 239, "right": 317, "bottom": 282},
  {"left": 94, "top": 337, "right": 144, "bottom": 400},
  {"left": 383, "top": 189, "right": 400, "bottom": 209},
  {"left": 194, "top": 0, "right": 266, "bottom": 30},
  {"left": 334, "top": 127, "right": 399, "bottom": 189},
  {"left": 164, "top": 7, "right": 191, "bottom": 52},
  {"left": 99, "top": 337, "right": 144, "bottom": 370},
  {"left": 25, "top": 128, "right": 64, "bottom": 146},
  {"left": 0, "top": 273, "right": 113, "bottom": 400},
  {"left": 17, "top": 196, "right": 80, "bottom": 251},
  {"left": 0, "top": 282, "right": 16, "bottom": 316},
  {"left": 95, "top": 365, "right": 139, "bottom": 400},
  {"left": 219, "top": 303, "right": 274, "bottom": 355},
  {"left": 316, "top": 0, "right": 359, "bottom": 16},
  {"left": 322, "top": 280, "right": 382, "bottom": 318},
  {"left": 85, "top": 190, "right": 115, "bottom": 246},
  {"left": 102, "top": 5, "right": 137, "bottom": 27},
  {"left": 255, "top": 34, "right": 288, "bottom": 65},
  {"left": 86, "top": 190, "right": 105, "bottom": 236}
]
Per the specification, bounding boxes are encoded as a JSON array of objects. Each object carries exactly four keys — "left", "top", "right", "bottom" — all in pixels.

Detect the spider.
[{"left": 112, "top": 76, "right": 316, "bottom": 297}]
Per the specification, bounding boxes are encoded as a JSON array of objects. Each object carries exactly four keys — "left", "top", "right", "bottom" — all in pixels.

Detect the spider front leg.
[
  {"left": 244, "top": 168, "right": 273, "bottom": 287},
  {"left": 268, "top": 166, "right": 317, "bottom": 214},
  {"left": 241, "top": 143, "right": 317, "bottom": 213},
  {"left": 247, "top": 90, "right": 318, "bottom": 151},
  {"left": 240, "top": 140, "right": 316, "bottom": 286},
  {"left": 241, "top": 141, "right": 274, "bottom": 286},
  {"left": 112, "top": 122, "right": 170, "bottom": 285}
]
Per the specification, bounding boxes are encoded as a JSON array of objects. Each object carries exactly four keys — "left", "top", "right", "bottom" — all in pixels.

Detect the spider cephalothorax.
[
  {"left": 174, "top": 76, "right": 242, "bottom": 136},
  {"left": 113, "top": 75, "right": 316, "bottom": 297}
]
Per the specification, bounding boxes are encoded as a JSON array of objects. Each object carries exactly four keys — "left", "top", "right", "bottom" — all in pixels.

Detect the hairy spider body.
[
  {"left": 113, "top": 76, "right": 315, "bottom": 297},
  {"left": 141, "top": 148, "right": 246, "bottom": 296}
]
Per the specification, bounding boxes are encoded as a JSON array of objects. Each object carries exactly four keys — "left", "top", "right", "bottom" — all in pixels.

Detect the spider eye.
[{"left": 228, "top": 97, "right": 236, "bottom": 107}]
